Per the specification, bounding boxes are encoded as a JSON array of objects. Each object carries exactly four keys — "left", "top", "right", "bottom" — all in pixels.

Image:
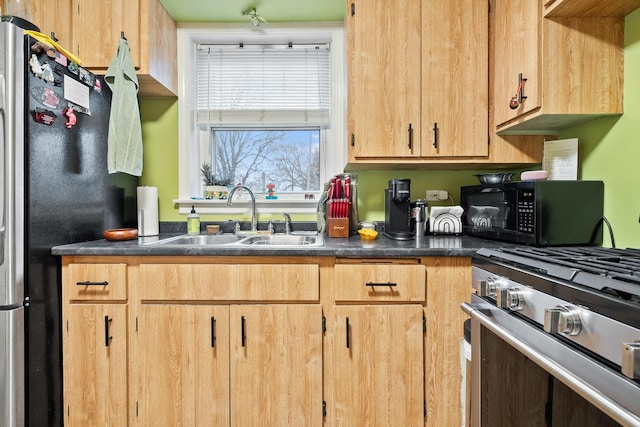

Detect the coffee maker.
[{"left": 384, "top": 178, "right": 413, "bottom": 240}]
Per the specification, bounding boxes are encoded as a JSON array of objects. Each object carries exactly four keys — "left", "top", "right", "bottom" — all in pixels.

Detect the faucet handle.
[
  {"left": 267, "top": 220, "right": 275, "bottom": 234},
  {"left": 233, "top": 221, "right": 241, "bottom": 234}
]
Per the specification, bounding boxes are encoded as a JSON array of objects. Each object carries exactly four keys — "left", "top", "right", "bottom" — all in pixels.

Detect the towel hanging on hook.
[{"left": 121, "top": 31, "right": 127, "bottom": 41}]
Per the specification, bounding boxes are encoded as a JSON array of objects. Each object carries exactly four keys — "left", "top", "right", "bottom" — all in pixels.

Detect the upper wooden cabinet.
[
  {"left": 347, "top": 0, "right": 489, "bottom": 162},
  {"left": 492, "top": 0, "right": 624, "bottom": 134},
  {"left": 347, "top": 0, "right": 421, "bottom": 159},
  {"left": 29, "top": 0, "right": 177, "bottom": 96},
  {"left": 544, "top": 0, "right": 640, "bottom": 17}
]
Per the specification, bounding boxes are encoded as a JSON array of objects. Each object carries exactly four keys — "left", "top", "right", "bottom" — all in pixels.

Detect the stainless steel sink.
[
  {"left": 237, "top": 233, "right": 323, "bottom": 247},
  {"left": 142, "top": 232, "right": 323, "bottom": 247},
  {"left": 143, "top": 234, "right": 243, "bottom": 246}
]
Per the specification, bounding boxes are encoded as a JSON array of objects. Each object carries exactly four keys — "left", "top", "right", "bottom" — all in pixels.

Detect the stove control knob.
[
  {"left": 622, "top": 341, "right": 640, "bottom": 380},
  {"left": 543, "top": 306, "right": 582, "bottom": 336},
  {"left": 497, "top": 287, "right": 525, "bottom": 311},
  {"left": 478, "top": 276, "right": 501, "bottom": 297}
]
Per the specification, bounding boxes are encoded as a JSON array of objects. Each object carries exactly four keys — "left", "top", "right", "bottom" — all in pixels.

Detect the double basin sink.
[{"left": 144, "top": 232, "right": 323, "bottom": 248}]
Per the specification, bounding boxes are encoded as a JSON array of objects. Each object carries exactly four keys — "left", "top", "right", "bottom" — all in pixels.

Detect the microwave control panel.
[{"left": 517, "top": 189, "right": 535, "bottom": 233}]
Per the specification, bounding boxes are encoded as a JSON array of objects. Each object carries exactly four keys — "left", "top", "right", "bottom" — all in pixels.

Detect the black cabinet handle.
[
  {"left": 241, "top": 316, "right": 246, "bottom": 347},
  {"left": 408, "top": 123, "right": 413, "bottom": 150},
  {"left": 77, "top": 281, "right": 108, "bottom": 286},
  {"left": 365, "top": 282, "right": 397, "bottom": 287},
  {"left": 346, "top": 317, "right": 350, "bottom": 349},
  {"left": 211, "top": 317, "right": 216, "bottom": 348},
  {"left": 104, "top": 315, "right": 112, "bottom": 347},
  {"left": 432, "top": 122, "right": 439, "bottom": 149}
]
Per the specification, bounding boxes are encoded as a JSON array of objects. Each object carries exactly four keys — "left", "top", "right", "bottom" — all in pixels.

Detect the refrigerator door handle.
[{"left": 0, "top": 73, "right": 5, "bottom": 264}]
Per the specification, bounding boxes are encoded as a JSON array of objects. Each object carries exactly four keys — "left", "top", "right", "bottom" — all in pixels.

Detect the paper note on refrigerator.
[{"left": 543, "top": 138, "right": 578, "bottom": 180}]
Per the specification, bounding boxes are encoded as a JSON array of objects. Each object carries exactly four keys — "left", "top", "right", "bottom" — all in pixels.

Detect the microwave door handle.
[{"left": 480, "top": 187, "right": 503, "bottom": 193}]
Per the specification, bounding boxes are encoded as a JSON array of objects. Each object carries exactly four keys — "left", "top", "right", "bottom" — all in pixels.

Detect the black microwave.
[{"left": 460, "top": 180, "right": 604, "bottom": 246}]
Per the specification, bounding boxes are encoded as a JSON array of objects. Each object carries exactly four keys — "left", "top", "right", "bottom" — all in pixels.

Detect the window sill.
[{"left": 174, "top": 198, "right": 319, "bottom": 215}]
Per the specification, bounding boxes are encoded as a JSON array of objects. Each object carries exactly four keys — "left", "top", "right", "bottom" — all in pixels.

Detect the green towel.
[{"left": 105, "top": 39, "right": 143, "bottom": 176}]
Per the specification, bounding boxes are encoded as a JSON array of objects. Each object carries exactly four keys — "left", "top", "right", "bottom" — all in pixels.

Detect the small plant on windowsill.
[{"left": 201, "top": 163, "right": 232, "bottom": 199}]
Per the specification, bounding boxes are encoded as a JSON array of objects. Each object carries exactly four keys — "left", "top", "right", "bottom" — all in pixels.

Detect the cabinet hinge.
[
  {"left": 350, "top": 133, "right": 355, "bottom": 147},
  {"left": 323, "top": 400, "right": 327, "bottom": 417},
  {"left": 424, "top": 400, "right": 427, "bottom": 418},
  {"left": 423, "top": 315, "right": 426, "bottom": 333},
  {"left": 136, "top": 316, "right": 138, "bottom": 333},
  {"left": 136, "top": 401, "right": 139, "bottom": 417},
  {"left": 351, "top": 3, "right": 355, "bottom": 16},
  {"left": 322, "top": 315, "right": 326, "bottom": 333},
  {"left": 66, "top": 320, "right": 69, "bottom": 332}
]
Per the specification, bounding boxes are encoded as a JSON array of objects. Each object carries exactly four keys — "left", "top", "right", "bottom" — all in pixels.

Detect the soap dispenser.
[{"left": 187, "top": 205, "right": 200, "bottom": 235}]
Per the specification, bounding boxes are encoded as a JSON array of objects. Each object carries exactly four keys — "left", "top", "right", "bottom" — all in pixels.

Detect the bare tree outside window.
[{"left": 211, "top": 129, "right": 320, "bottom": 194}]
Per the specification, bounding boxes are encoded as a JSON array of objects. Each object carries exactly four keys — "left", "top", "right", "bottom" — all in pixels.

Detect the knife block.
[{"left": 327, "top": 217, "right": 350, "bottom": 238}]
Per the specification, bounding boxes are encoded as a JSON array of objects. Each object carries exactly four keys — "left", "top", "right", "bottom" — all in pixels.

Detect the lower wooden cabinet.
[
  {"left": 61, "top": 255, "right": 471, "bottom": 426},
  {"left": 63, "top": 303, "right": 128, "bottom": 426},
  {"left": 329, "top": 305, "right": 425, "bottom": 425},
  {"left": 135, "top": 304, "right": 322, "bottom": 426}
]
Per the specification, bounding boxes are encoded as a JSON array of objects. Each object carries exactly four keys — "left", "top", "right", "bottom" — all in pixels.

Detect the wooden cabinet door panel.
[
  {"left": 70, "top": 0, "right": 140, "bottom": 69},
  {"left": 230, "top": 304, "right": 323, "bottom": 427},
  {"left": 63, "top": 304, "right": 127, "bottom": 426},
  {"left": 30, "top": 0, "right": 73, "bottom": 47},
  {"left": 330, "top": 305, "right": 425, "bottom": 426},
  {"left": 493, "top": 0, "right": 541, "bottom": 127},
  {"left": 348, "top": 0, "right": 421, "bottom": 158},
  {"left": 422, "top": 0, "right": 488, "bottom": 157},
  {"left": 137, "top": 305, "right": 230, "bottom": 426}
]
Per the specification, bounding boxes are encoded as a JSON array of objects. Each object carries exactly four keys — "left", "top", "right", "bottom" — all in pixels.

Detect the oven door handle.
[{"left": 462, "top": 302, "right": 640, "bottom": 427}]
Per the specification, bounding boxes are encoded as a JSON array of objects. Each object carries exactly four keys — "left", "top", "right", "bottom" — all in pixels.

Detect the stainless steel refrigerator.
[{"left": 0, "top": 17, "right": 137, "bottom": 426}]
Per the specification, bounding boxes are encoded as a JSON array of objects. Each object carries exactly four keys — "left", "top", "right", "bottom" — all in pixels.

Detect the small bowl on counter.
[
  {"left": 357, "top": 228, "right": 378, "bottom": 240},
  {"left": 474, "top": 172, "right": 515, "bottom": 184}
]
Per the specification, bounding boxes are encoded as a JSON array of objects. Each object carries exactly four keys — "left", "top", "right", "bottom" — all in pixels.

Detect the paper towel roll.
[{"left": 137, "top": 186, "right": 159, "bottom": 236}]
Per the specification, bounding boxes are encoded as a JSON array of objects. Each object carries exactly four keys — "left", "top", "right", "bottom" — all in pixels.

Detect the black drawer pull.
[
  {"left": 104, "top": 316, "right": 112, "bottom": 347},
  {"left": 76, "top": 281, "right": 109, "bottom": 286},
  {"left": 365, "top": 282, "right": 397, "bottom": 287}
]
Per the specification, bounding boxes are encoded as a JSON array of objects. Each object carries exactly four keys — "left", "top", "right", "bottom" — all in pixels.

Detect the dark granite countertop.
[{"left": 52, "top": 232, "right": 508, "bottom": 258}]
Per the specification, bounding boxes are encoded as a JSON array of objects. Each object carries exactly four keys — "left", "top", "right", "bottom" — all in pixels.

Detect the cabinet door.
[
  {"left": 63, "top": 304, "right": 127, "bottom": 426},
  {"left": 230, "top": 304, "right": 323, "bottom": 427},
  {"left": 492, "top": 0, "right": 541, "bottom": 127},
  {"left": 348, "top": 0, "right": 421, "bottom": 158},
  {"left": 70, "top": 0, "right": 140, "bottom": 69},
  {"left": 136, "top": 305, "right": 230, "bottom": 426},
  {"left": 422, "top": 0, "right": 488, "bottom": 157},
  {"left": 330, "top": 305, "right": 425, "bottom": 426},
  {"left": 30, "top": 0, "right": 73, "bottom": 47}
]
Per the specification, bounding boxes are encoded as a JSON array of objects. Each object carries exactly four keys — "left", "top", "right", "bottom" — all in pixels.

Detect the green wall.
[
  {"left": 556, "top": 9, "right": 640, "bottom": 248},
  {"left": 139, "top": 10, "right": 640, "bottom": 248}
]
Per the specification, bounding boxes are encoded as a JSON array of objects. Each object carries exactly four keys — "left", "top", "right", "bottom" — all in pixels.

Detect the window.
[{"left": 176, "top": 23, "right": 346, "bottom": 214}]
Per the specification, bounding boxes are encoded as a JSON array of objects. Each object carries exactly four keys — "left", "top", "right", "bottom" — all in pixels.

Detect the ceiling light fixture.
[{"left": 243, "top": 7, "right": 267, "bottom": 26}]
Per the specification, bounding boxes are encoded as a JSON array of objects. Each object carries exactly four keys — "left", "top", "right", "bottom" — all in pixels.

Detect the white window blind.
[{"left": 195, "top": 43, "right": 331, "bottom": 127}]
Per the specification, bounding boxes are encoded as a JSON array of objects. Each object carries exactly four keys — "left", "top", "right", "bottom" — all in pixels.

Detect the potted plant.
[{"left": 201, "top": 163, "right": 232, "bottom": 199}]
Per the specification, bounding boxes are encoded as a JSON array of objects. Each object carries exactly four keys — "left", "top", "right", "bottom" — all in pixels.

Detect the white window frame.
[{"left": 175, "top": 22, "right": 346, "bottom": 215}]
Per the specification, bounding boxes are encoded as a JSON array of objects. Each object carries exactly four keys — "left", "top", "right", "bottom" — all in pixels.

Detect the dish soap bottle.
[{"left": 187, "top": 205, "right": 200, "bottom": 235}]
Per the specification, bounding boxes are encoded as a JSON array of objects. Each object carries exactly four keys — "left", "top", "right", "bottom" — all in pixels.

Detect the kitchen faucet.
[
  {"left": 227, "top": 185, "right": 257, "bottom": 232},
  {"left": 283, "top": 212, "right": 292, "bottom": 234}
]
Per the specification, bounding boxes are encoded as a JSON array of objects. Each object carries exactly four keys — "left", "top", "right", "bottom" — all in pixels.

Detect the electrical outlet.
[{"left": 426, "top": 190, "right": 448, "bottom": 201}]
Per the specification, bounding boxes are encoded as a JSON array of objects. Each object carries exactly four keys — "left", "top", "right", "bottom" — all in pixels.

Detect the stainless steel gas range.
[{"left": 463, "top": 246, "right": 640, "bottom": 427}]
